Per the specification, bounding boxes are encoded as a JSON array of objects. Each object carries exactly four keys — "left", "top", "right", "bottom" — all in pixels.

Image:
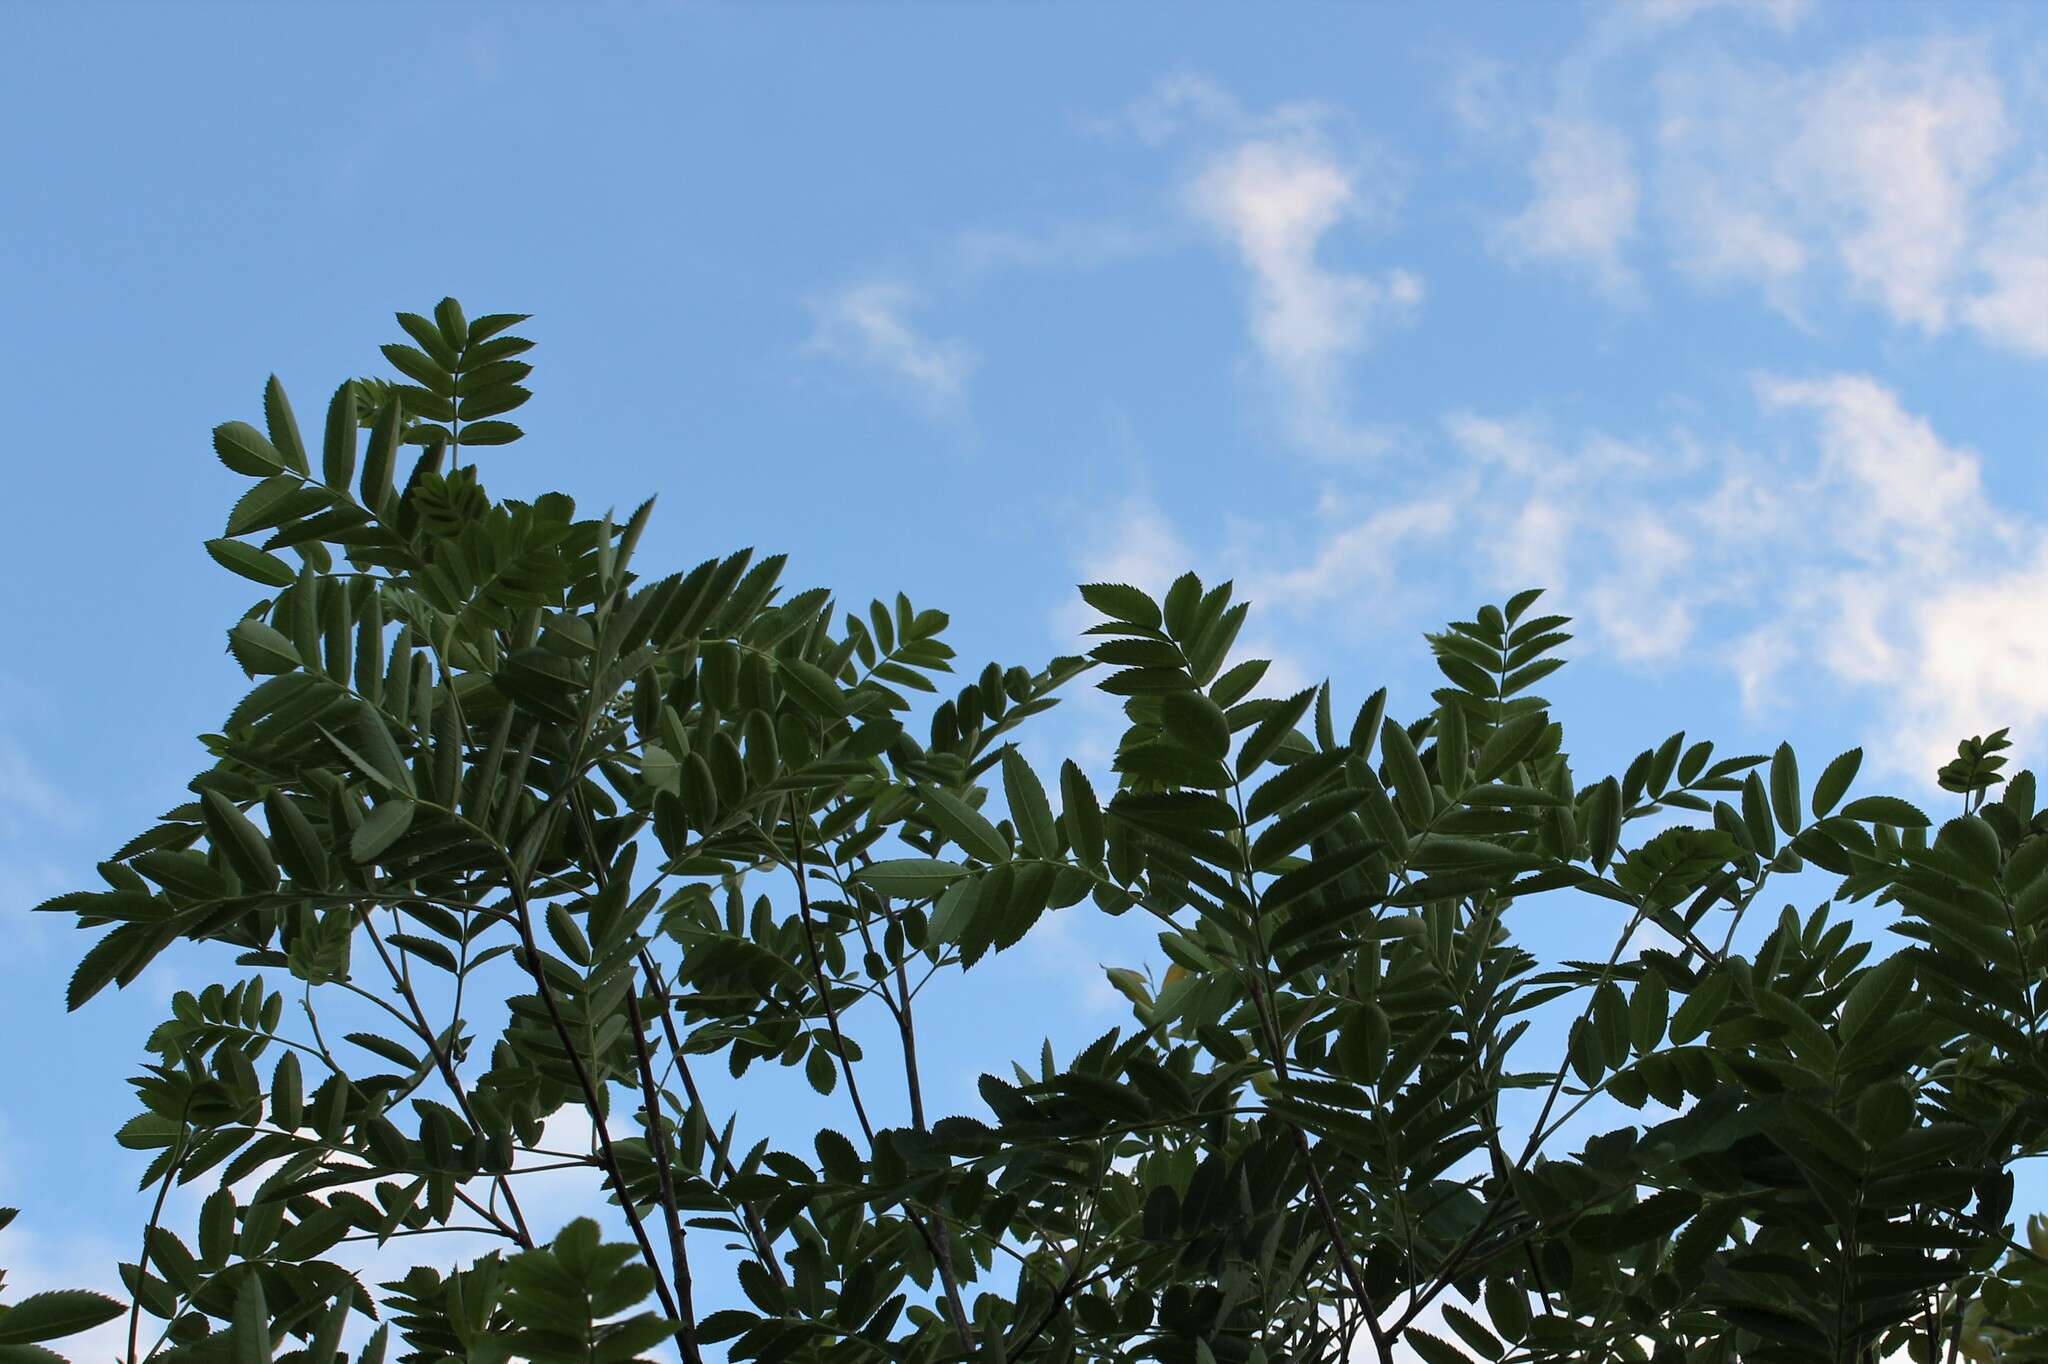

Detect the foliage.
[
  {"left": 14, "top": 299, "right": 2048, "bottom": 1364},
  {"left": 1957, "top": 1217, "right": 2048, "bottom": 1360}
]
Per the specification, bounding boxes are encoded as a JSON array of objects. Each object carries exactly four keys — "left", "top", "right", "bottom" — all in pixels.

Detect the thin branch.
[
  {"left": 786, "top": 814, "right": 974, "bottom": 1350},
  {"left": 628, "top": 984, "right": 704, "bottom": 1364},
  {"left": 637, "top": 948, "right": 791, "bottom": 1295},
  {"left": 127, "top": 1112, "right": 191, "bottom": 1364},
  {"left": 360, "top": 909, "right": 534, "bottom": 1249},
  {"left": 506, "top": 877, "right": 680, "bottom": 1324},
  {"left": 1229, "top": 775, "right": 1397, "bottom": 1364}
]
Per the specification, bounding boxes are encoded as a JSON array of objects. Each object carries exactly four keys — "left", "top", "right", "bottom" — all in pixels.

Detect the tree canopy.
[{"left": 8, "top": 301, "right": 2048, "bottom": 1364}]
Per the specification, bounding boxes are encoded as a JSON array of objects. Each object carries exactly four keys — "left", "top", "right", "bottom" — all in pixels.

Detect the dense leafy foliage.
[{"left": 13, "top": 301, "right": 2048, "bottom": 1364}]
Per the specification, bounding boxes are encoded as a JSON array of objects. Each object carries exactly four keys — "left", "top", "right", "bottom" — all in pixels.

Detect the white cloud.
[
  {"left": 1658, "top": 43, "right": 2011, "bottom": 331},
  {"left": 1910, "top": 553, "right": 2048, "bottom": 772},
  {"left": 1437, "top": 413, "right": 1712, "bottom": 661},
  {"left": 1625, "top": 0, "right": 1812, "bottom": 30},
  {"left": 1243, "top": 494, "right": 1458, "bottom": 614},
  {"left": 1467, "top": 20, "right": 2048, "bottom": 360},
  {"left": 1111, "top": 75, "right": 1418, "bottom": 459},
  {"left": 1748, "top": 375, "right": 2046, "bottom": 777},
  {"left": 1188, "top": 133, "right": 1421, "bottom": 458},
  {"left": 1435, "top": 376, "right": 2046, "bottom": 783},
  {"left": 1086, "top": 367, "right": 2046, "bottom": 789},
  {"left": 805, "top": 280, "right": 975, "bottom": 409},
  {"left": 1445, "top": 56, "right": 1514, "bottom": 139},
  {"left": 1785, "top": 47, "right": 2009, "bottom": 332},
  {"left": 1754, "top": 374, "right": 1987, "bottom": 564},
  {"left": 1963, "top": 168, "right": 2048, "bottom": 355},
  {"left": 1111, "top": 71, "right": 1249, "bottom": 146},
  {"left": 1052, "top": 494, "right": 1198, "bottom": 647},
  {"left": 1496, "top": 115, "right": 1641, "bottom": 294}
]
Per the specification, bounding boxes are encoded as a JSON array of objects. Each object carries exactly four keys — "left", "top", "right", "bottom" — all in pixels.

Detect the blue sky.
[{"left": 9, "top": 0, "right": 2048, "bottom": 1352}]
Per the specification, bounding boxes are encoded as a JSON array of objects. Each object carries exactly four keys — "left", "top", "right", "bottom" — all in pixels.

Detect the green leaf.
[
  {"left": 350, "top": 799, "right": 415, "bottom": 863},
  {"left": 262, "top": 791, "right": 328, "bottom": 886},
  {"left": 1237, "top": 687, "right": 1316, "bottom": 780},
  {"left": 852, "top": 859, "right": 968, "bottom": 898},
  {"left": 206, "top": 538, "right": 299, "bottom": 588},
  {"left": 304, "top": 1284, "right": 352, "bottom": 1364},
  {"left": 1079, "top": 583, "right": 1162, "bottom": 630},
  {"left": 1001, "top": 749, "right": 1060, "bottom": 858},
  {"left": 1841, "top": 795, "right": 1931, "bottom": 828},
  {"left": 1856, "top": 1080, "right": 1913, "bottom": 1146},
  {"left": 351, "top": 706, "right": 415, "bottom": 795},
  {"left": 1840, "top": 954, "right": 1914, "bottom": 1042},
  {"left": 433, "top": 297, "right": 470, "bottom": 350},
  {"left": 1812, "top": 747, "right": 1862, "bottom": 819},
  {"left": 262, "top": 376, "right": 309, "bottom": 475},
  {"left": 1585, "top": 776, "right": 1621, "bottom": 871},
  {"left": 456, "top": 419, "right": 522, "bottom": 446},
  {"left": 381, "top": 343, "right": 452, "bottom": 393},
  {"left": 0, "top": 1291, "right": 126, "bottom": 1345},
  {"left": 346, "top": 1031, "right": 421, "bottom": 1070},
  {"left": 66, "top": 925, "right": 148, "bottom": 1011},
  {"left": 233, "top": 1269, "right": 273, "bottom": 1364},
  {"left": 806, "top": 1043, "right": 838, "bottom": 1095},
  {"left": 1263, "top": 839, "right": 1380, "bottom": 911},
  {"left": 1062, "top": 760, "right": 1105, "bottom": 870},
  {"left": 1442, "top": 1305, "right": 1504, "bottom": 1363},
  {"left": 361, "top": 396, "right": 403, "bottom": 511},
  {"left": 1162, "top": 690, "right": 1232, "bottom": 761},
  {"left": 1381, "top": 717, "right": 1433, "bottom": 825},
  {"left": 1210, "top": 659, "right": 1269, "bottom": 707},
  {"left": 201, "top": 790, "right": 279, "bottom": 892},
  {"left": 199, "top": 1188, "right": 238, "bottom": 1266},
  {"left": 229, "top": 619, "right": 303, "bottom": 676},
  {"left": 1334, "top": 1003, "right": 1390, "bottom": 1084},
  {"left": 1742, "top": 771, "right": 1777, "bottom": 859},
  {"left": 269, "top": 1053, "right": 303, "bottom": 1131},
  {"left": 321, "top": 383, "right": 357, "bottom": 490},
  {"left": 778, "top": 657, "right": 849, "bottom": 718},
  {"left": 1473, "top": 710, "right": 1548, "bottom": 783},
  {"left": 920, "top": 786, "right": 1010, "bottom": 863},
  {"left": 1349, "top": 687, "right": 1388, "bottom": 755},
  {"left": 1404, "top": 1329, "right": 1473, "bottom": 1364},
  {"left": 214, "top": 420, "right": 287, "bottom": 477},
  {"left": 1668, "top": 969, "right": 1731, "bottom": 1045},
  {"left": 1769, "top": 741, "right": 1800, "bottom": 836},
  {"left": 1630, "top": 972, "right": 1668, "bottom": 1054}
]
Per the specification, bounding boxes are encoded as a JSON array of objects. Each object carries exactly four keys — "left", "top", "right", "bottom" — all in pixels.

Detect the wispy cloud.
[
  {"left": 1063, "top": 367, "right": 2046, "bottom": 790},
  {"left": 1660, "top": 41, "right": 2010, "bottom": 332},
  {"left": 805, "top": 279, "right": 976, "bottom": 410},
  {"left": 1432, "top": 377, "right": 2047, "bottom": 783},
  {"left": 1495, "top": 115, "right": 1641, "bottom": 296},
  {"left": 1467, "top": 23, "right": 2048, "bottom": 359},
  {"left": 1624, "top": 0, "right": 1812, "bottom": 31},
  {"left": 1961, "top": 166, "right": 2048, "bottom": 355},
  {"left": 1189, "top": 136, "right": 1422, "bottom": 458},
  {"left": 1114, "top": 74, "right": 1421, "bottom": 460},
  {"left": 1742, "top": 374, "right": 2044, "bottom": 777}
]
